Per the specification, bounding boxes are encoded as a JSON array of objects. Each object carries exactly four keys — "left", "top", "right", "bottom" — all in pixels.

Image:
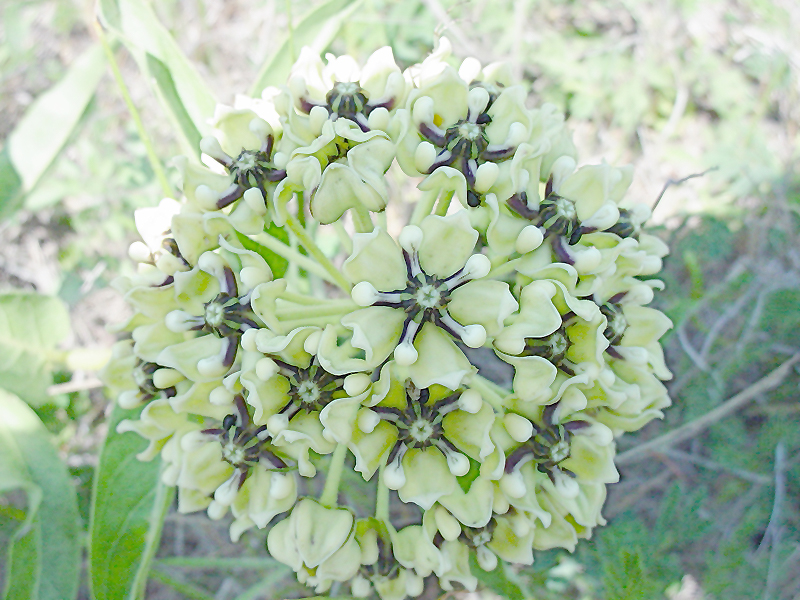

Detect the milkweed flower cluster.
[{"left": 104, "top": 38, "right": 672, "bottom": 598}]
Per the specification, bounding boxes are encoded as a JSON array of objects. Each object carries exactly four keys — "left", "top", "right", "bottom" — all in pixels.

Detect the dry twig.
[{"left": 616, "top": 355, "right": 800, "bottom": 467}]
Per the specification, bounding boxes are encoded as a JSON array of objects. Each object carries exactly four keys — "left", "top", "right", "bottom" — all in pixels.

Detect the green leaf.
[
  {"left": 250, "top": 0, "right": 363, "bottom": 96},
  {"left": 2, "top": 43, "right": 105, "bottom": 219},
  {"left": 0, "top": 389, "right": 81, "bottom": 600},
  {"left": 96, "top": 0, "right": 216, "bottom": 157},
  {"left": 89, "top": 403, "right": 172, "bottom": 600},
  {"left": 0, "top": 293, "right": 71, "bottom": 407},
  {"left": 0, "top": 145, "right": 24, "bottom": 221},
  {"left": 145, "top": 52, "right": 202, "bottom": 154},
  {"left": 236, "top": 225, "right": 289, "bottom": 279},
  {"left": 469, "top": 552, "right": 527, "bottom": 600}
]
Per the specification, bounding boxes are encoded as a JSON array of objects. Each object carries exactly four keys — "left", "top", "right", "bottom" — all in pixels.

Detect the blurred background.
[{"left": 1, "top": 0, "right": 799, "bottom": 598}]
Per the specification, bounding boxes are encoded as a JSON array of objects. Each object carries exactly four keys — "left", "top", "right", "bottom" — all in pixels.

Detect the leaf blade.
[
  {"left": 0, "top": 389, "right": 82, "bottom": 600},
  {"left": 250, "top": 0, "right": 363, "bottom": 96},
  {"left": 88, "top": 403, "right": 171, "bottom": 600},
  {"left": 5, "top": 43, "right": 106, "bottom": 196},
  {"left": 0, "top": 293, "right": 71, "bottom": 407}
]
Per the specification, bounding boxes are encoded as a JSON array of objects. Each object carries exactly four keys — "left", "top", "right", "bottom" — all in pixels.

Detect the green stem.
[
  {"left": 320, "top": 442, "right": 349, "bottom": 507},
  {"left": 410, "top": 188, "right": 439, "bottom": 226},
  {"left": 278, "top": 290, "right": 328, "bottom": 305},
  {"left": 376, "top": 460, "right": 390, "bottom": 521},
  {"left": 254, "top": 232, "right": 334, "bottom": 283},
  {"left": 94, "top": 21, "right": 172, "bottom": 198},
  {"left": 434, "top": 190, "right": 454, "bottom": 216},
  {"left": 286, "top": 213, "right": 352, "bottom": 293},
  {"left": 155, "top": 557, "right": 276, "bottom": 569},
  {"left": 333, "top": 221, "right": 353, "bottom": 255},
  {"left": 149, "top": 569, "right": 216, "bottom": 600},
  {"left": 469, "top": 374, "right": 508, "bottom": 410},
  {"left": 488, "top": 256, "right": 524, "bottom": 280},
  {"left": 351, "top": 205, "right": 374, "bottom": 233},
  {"left": 130, "top": 480, "right": 172, "bottom": 600}
]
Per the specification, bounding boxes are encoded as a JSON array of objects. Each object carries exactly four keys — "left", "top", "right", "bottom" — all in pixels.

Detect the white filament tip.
[
  {"left": 398, "top": 225, "right": 424, "bottom": 252},
  {"left": 255, "top": 357, "right": 279, "bottom": 381},
  {"left": 267, "top": 413, "right": 290, "bottom": 436},
  {"left": 269, "top": 473, "right": 293, "bottom": 499},
  {"left": 458, "top": 389, "right": 483, "bottom": 414},
  {"left": 383, "top": 458, "right": 406, "bottom": 490},
  {"left": 344, "top": 373, "right": 371, "bottom": 396},
  {"left": 516, "top": 225, "right": 544, "bottom": 254},
  {"left": 474, "top": 161, "right": 499, "bottom": 193},
  {"left": 194, "top": 184, "right": 219, "bottom": 208},
  {"left": 248, "top": 117, "right": 271, "bottom": 140},
  {"left": 243, "top": 188, "right": 267, "bottom": 215},
  {"left": 463, "top": 253, "right": 491, "bottom": 279},
  {"left": 414, "top": 141, "right": 437, "bottom": 172},
  {"left": 209, "top": 386, "right": 234, "bottom": 405},
  {"left": 199, "top": 136, "right": 227, "bottom": 161},
  {"left": 394, "top": 341, "right": 419, "bottom": 366},
  {"left": 435, "top": 506, "right": 462, "bottom": 541},
  {"left": 165, "top": 310, "right": 195, "bottom": 332},
  {"left": 352, "top": 281, "right": 379, "bottom": 307},
  {"left": 460, "top": 324, "right": 487, "bottom": 349},
  {"left": 467, "top": 86, "right": 490, "bottom": 116},
  {"left": 477, "top": 546, "right": 498, "bottom": 571},
  {"left": 357, "top": 408, "right": 380, "bottom": 433},
  {"left": 445, "top": 450, "right": 470, "bottom": 477},
  {"left": 504, "top": 413, "right": 534, "bottom": 443},
  {"left": 500, "top": 471, "right": 527, "bottom": 499}
]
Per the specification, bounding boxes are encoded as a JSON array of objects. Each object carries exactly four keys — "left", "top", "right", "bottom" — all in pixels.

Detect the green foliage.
[
  {"left": 96, "top": 0, "right": 217, "bottom": 158},
  {"left": 89, "top": 403, "right": 171, "bottom": 600},
  {"left": 0, "top": 390, "right": 81, "bottom": 600},
  {"left": 250, "top": 0, "right": 365, "bottom": 96},
  {"left": 0, "top": 293, "right": 71, "bottom": 407},
  {"left": 0, "top": 43, "right": 105, "bottom": 220},
  {"left": 469, "top": 552, "right": 528, "bottom": 600}
]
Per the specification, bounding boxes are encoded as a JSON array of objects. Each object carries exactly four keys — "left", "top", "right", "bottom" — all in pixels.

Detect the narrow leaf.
[
  {"left": 97, "top": 0, "right": 216, "bottom": 157},
  {"left": 146, "top": 52, "right": 202, "bottom": 154},
  {"left": 6, "top": 43, "right": 105, "bottom": 196},
  {"left": 236, "top": 225, "right": 289, "bottom": 279},
  {"left": 0, "top": 145, "right": 24, "bottom": 221},
  {"left": 250, "top": 0, "right": 363, "bottom": 96},
  {"left": 0, "top": 389, "right": 81, "bottom": 600},
  {"left": 0, "top": 293, "right": 71, "bottom": 407},
  {"left": 89, "top": 403, "right": 172, "bottom": 600},
  {"left": 469, "top": 552, "right": 527, "bottom": 600}
]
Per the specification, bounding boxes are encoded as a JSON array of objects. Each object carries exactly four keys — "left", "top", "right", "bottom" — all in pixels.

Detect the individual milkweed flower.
[
  {"left": 285, "top": 45, "right": 407, "bottom": 135},
  {"left": 395, "top": 38, "right": 538, "bottom": 209},
  {"left": 494, "top": 279, "right": 606, "bottom": 404},
  {"left": 267, "top": 498, "right": 362, "bottom": 593},
  {"left": 497, "top": 392, "right": 618, "bottom": 511},
  {"left": 159, "top": 238, "right": 272, "bottom": 379},
  {"left": 336, "top": 212, "right": 517, "bottom": 388},
  {"left": 340, "top": 365, "right": 494, "bottom": 510},
  {"left": 582, "top": 360, "right": 671, "bottom": 435},
  {"left": 350, "top": 518, "right": 425, "bottom": 600},
  {"left": 272, "top": 118, "right": 395, "bottom": 225},
  {"left": 507, "top": 157, "right": 630, "bottom": 272},
  {"left": 176, "top": 109, "right": 283, "bottom": 236},
  {"left": 176, "top": 394, "right": 297, "bottom": 540},
  {"left": 127, "top": 197, "right": 190, "bottom": 277}
]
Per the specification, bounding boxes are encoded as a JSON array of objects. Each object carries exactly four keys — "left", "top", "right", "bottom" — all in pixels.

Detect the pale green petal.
[
  {"left": 438, "top": 477, "right": 495, "bottom": 527},
  {"left": 409, "top": 324, "right": 475, "bottom": 389},
  {"left": 443, "top": 401, "right": 495, "bottom": 460},
  {"left": 418, "top": 213, "right": 478, "bottom": 278},
  {"left": 291, "top": 499, "right": 354, "bottom": 568},
  {"left": 398, "top": 447, "right": 455, "bottom": 509},
  {"left": 561, "top": 436, "right": 619, "bottom": 484},
  {"left": 448, "top": 280, "right": 518, "bottom": 337},
  {"left": 500, "top": 353, "right": 557, "bottom": 404},
  {"left": 343, "top": 307, "right": 405, "bottom": 366},
  {"left": 157, "top": 335, "right": 229, "bottom": 382},
  {"left": 349, "top": 420, "right": 396, "bottom": 480},
  {"left": 343, "top": 228, "right": 406, "bottom": 290}
]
